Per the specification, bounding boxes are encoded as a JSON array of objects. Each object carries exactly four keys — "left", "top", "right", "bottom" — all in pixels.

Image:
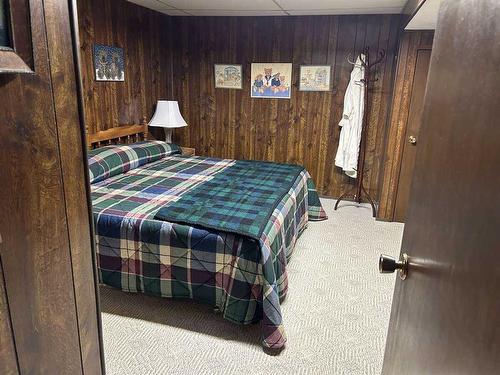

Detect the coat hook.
[
  {"left": 347, "top": 54, "right": 358, "bottom": 65},
  {"left": 347, "top": 53, "right": 367, "bottom": 67}
]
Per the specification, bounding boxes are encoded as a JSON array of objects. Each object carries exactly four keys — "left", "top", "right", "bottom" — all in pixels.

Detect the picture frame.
[
  {"left": 251, "top": 63, "right": 292, "bottom": 99},
  {"left": 214, "top": 64, "right": 242, "bottom": 89},
  {"left": 299, "top": 65, "right": 331, "bottom": 92},
  {"left": 93, "top": 44, "right": 125, "bottom": 82}
]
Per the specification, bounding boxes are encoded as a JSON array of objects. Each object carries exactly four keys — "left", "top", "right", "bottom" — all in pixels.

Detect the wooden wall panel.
[
  {"left": 0, "top": 0, "right": 103, "bottom": 373},
  {"left": 378, "top": 31, "right": 434, "bottom": 220},
  {"left": 77, "top": 0, "right": 173, "bottom": 135},
  {"left": 172, "top": 15, "right": 401, "bottom": 199},
  {"left": 48, "top": 0, "right": 104, "bottom": 372},
  {"left": 0, "top": 2, "right": 82, "bottom": 371},
  {"left": 0, "top": 259, "right": 18, "bottom": 375}
]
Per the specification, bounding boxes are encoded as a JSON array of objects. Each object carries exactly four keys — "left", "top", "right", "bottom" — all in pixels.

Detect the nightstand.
[{"left": 180, "top": 146, "right": 196, "bottom": 156}]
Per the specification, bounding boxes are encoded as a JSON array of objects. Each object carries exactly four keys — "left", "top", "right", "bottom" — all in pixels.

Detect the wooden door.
[
  {"left": 377, "top": 31, "right": 434, "bottom": 222},
  {"left": 0, "top": 0, "right": 103, "bottom": 374},
  {"left": 382, "top": 0, "right": 500, "bottom": 373},
  {"left": 393, "top": 48, "right": 431, "bottom": 222}
]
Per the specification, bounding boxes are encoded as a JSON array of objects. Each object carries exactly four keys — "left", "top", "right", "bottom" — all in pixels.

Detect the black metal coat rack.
[{"left": 334, "top": 46, "right": 386, "bottom": 217}]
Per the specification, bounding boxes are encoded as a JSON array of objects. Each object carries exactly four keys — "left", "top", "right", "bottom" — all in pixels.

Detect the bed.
[{"left": 88, "top": 125, "right": 327, "bottom": 349}]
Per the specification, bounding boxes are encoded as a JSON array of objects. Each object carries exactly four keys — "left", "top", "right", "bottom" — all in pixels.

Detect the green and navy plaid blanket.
[
  {"left": 90, "top": 142, "right": 327, "bottom": 349},
  {"left": 154, "top": 160, "right": 306, "bottom": 239}
]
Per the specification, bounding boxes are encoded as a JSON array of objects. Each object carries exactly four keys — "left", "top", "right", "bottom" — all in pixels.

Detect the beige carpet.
[{"left": 100, "top": 198, "right": 404, "bottom": 375}]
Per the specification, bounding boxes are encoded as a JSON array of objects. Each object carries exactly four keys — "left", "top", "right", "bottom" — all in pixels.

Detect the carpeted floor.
[{"left": 99, "top": 198, "right": 404, "bottom": 375}]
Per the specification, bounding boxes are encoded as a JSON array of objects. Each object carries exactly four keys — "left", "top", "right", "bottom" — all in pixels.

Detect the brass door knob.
[
  {"left": 379, "top": 253, "right": 409, "bottom": 280},
  {"left": 408, "top": 135, "right": 417, "bottom": 144}
]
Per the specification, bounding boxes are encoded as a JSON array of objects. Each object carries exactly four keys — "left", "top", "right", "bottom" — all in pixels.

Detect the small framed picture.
[
  {"left": 299, "top": 65, "right": 331, "bottom": 92},
  {"left": 93, "top": 44, "right": 125, "bottom": 82},
  {"left": 214, "top": 64, "right": 242, "bottom": 89},
  {"left": 251, "top": 63, "right": 292, "bottom": 99}
]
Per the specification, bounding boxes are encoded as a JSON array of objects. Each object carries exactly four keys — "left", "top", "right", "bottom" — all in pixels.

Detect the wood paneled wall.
[
  {"left": 378, "top": 31, "right": 434, "bottom": 220},
  {"left": 0, "top": 0, "right": 102, "bottom": 373},
  {"left": 78, "top": 8, "right": 402, "bottom": 199},
  {"left": 172, "top": 15, "right": 401, "bottom": 198},
  {"left": 77, "top": 0, "right": 173, "bottom": 135}
]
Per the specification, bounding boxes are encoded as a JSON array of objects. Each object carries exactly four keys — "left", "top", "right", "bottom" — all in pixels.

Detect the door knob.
[
  {"left": 408, "top": 135, "right": 417, "bottom": 144},
  {"left": 379, "top": 253, "right": 409, "bottom": 280}
]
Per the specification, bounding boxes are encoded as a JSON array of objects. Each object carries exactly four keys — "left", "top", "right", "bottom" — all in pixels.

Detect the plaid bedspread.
[{"left": 91, "top": 150, "right": 327, "bottom": 349}]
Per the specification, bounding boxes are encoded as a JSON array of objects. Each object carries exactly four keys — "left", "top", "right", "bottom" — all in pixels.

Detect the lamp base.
[{"left": 164, "top": 128, "right": 173, "bottom": 143}]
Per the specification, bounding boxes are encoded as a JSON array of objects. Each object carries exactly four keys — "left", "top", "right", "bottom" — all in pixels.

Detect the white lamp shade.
[{"left": 149, "top": 100, "right": 188, "bottom": 129}]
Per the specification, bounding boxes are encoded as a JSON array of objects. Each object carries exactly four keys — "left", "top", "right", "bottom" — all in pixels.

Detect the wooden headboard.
[{"left": 87, "top": 123, "right": 149, "bottom": 149}]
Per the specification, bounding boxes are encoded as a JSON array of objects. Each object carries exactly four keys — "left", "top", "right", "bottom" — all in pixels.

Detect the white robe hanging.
[{"left": 335, "top": 54, "right": 365, "bottom": 179}]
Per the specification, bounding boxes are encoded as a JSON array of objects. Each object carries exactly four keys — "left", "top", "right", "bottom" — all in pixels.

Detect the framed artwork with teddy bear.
[{"left": 251, "top": 63, "right": 292, "bottom": 99}]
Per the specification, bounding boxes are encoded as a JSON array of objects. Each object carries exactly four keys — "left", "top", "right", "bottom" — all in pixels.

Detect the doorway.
[
  {"left": 378, "top": 31, "right": 434, "bottom": 223},
  {"left": 393, "top": 47, "right": 432, "bottom": 222}
]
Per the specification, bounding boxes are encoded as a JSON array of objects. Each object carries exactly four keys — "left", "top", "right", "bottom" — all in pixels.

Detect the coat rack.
[{"left": 334, "top": 46, "right": 386, "bottom": 217}]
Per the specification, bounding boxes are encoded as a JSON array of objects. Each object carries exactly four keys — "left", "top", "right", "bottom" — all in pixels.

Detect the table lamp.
[{"left": 148, "top": 100, "right": 187, "bottom": 143}]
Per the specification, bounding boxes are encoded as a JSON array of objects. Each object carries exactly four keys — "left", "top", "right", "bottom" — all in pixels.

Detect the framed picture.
[
  {"left": 299, "top": 65, "right": 331, "bottom": 91},
  {"left": 214, "top": 64, "right": 242, "bottom": 89},
  {"left": 93, "top": 44, "right": 125, "bottom": 82},
  {"left": 251, "top": 63, "right": 292, "bottom": 99}
]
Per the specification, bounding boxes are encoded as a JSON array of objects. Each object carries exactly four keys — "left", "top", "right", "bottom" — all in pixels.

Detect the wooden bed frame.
[
  {"left": 87, "top": 123, "right": 148, "bottom": 149},
  {"left": 87, "top": 123, "right": 195, "bottom": 156}
]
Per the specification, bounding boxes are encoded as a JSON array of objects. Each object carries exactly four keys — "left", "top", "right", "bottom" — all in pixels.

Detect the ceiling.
[
  {"left": 127, "top": 0, "right": 408, "bottom": 16},
  {"left": 405, "top": 0, "right": 442, "bottom": 30}
]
